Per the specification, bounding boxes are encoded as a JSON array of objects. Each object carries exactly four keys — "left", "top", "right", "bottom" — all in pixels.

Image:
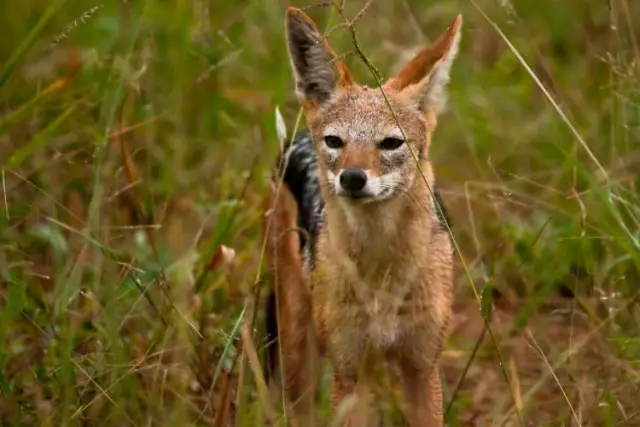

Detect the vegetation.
[{"left": 1, "top": 0, "right": 639, "bottom": 425}]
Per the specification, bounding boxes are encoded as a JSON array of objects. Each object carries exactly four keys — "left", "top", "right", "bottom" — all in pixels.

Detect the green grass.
[{"left": 1, "top": 0, "right": 639, "bottom": 426}]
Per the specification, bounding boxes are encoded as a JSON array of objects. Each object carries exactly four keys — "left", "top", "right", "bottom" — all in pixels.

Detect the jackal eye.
[
  {"left": 379, "top": 137, "right": 405, "bottom": 150},
  {"left": 324, "top": 135, "right": 344, "bottom": 149}
]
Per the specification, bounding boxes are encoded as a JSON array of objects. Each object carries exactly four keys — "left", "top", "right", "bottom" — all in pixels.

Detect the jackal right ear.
[
  {"left": 385, "top": 14, "right": 462, "bottom": 116},
  {"left": 285, "top": 7, "right": 353, "bottom": 109}
]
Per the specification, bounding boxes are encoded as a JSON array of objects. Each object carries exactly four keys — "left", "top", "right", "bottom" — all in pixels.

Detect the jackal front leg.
[
  {"left": 331, "top": 369, "right": 372, "bottom": 427},
  {"left": 399, "top": 361, "right": 444, "bottom": 427}
]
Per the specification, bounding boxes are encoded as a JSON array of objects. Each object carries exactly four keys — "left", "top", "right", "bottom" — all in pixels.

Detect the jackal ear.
[
  {"left": 285, "top": 7, "right": 353, "bottom": 108},
  {"left": 385, "top": 14, "right": 462, "bottom": 115}
]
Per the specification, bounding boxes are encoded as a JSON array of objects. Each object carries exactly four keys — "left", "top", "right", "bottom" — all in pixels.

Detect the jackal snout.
[{"left": 319, "top": 114, "right": 423, "bottom": 203}]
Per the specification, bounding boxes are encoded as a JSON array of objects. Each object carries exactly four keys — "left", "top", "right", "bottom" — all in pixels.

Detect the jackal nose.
[{"left": 339, "top": 168, "right": 367, "bottom": 192}]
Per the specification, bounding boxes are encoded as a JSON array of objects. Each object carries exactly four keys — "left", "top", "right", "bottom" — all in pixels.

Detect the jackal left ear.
[
  {"left": 385, "top": 14, "right": 462, "bottom": 115},
  {"left": 285, "top": 7, "right": 353, "bottom": 109}
]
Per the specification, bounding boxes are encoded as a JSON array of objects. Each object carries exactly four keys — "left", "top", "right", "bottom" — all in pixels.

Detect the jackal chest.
[
  {"left": 317, "top": 262, "right": 423, "bottom": 354},
  {"left": 357, "top": 291, "right": 405, "bottom": 349}
]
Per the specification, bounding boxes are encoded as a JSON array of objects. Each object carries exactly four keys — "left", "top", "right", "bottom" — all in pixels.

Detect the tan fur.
[
  {"left": 262, "top": 183, "right": 319, "bottom": 427},
  {"left": 266, "top": 7, "right": 463, "bottom": 427},
  {"left": 339, "top": 141, "right": 380, "bottom": 175}
]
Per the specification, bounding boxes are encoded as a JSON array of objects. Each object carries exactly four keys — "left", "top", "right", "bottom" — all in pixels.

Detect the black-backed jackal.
[{"left": 263, "top": 7, "right": 461, "bottom": 427}]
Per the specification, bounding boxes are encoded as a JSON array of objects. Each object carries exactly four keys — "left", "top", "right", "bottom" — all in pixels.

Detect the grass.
[{"left": 1, "top": 0, "right": 639, "bottom": 425}]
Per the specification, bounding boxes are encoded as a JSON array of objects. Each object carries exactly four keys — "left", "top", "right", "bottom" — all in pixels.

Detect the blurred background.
[{"left": 1, "top": 0, "right": 639, "bottom": 425}]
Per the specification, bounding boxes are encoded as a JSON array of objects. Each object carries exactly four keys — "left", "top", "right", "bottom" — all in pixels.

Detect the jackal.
[{"left": 262, "top": 7, "right": 461, "bottom": 427}]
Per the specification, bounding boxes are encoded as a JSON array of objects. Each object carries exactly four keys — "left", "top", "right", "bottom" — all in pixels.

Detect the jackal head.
[{"left": 285, "top": 7, "right": 461, "bottom": 204}]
